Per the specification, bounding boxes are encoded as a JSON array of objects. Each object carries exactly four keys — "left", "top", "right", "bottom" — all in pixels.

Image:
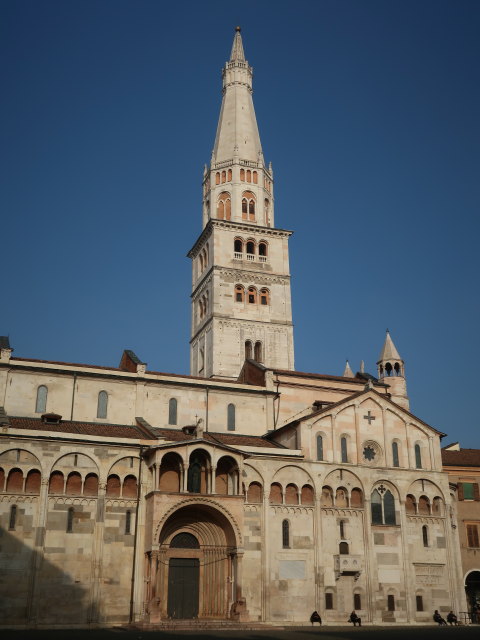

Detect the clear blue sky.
[{"left": 1, "top": 1, "right": 479, "bottom": 446}]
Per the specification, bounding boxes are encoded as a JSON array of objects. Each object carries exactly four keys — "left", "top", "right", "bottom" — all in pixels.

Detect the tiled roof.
[
  {"left": 442, "top": 448, "right": 480, "bottom": 468},
  {"left": 152, "top": 427, "right": 283, "bottom": 449},
  {"left": 9, "top": 417, "right": 150, "bottom": 440}
]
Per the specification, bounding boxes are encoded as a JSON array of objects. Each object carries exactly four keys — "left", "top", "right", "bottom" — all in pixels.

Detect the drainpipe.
[
  {"left": 129, "top": 445, "right": 144, "bottom": 624},
  {"left": 205, "top": 385, "right": 209, "bottom": 432},
  {"left": 273, "top": 376, "right": 281, "bottom": 428},
  {"left": 70, "top": 373, "right": 77, "bottom": 421}
]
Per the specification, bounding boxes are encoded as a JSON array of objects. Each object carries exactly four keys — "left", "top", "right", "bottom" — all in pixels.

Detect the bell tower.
[
  {"left": 188, "top": 28, "right": 295, "bottom": 379},
  {"left": 377, "top": 330, "right": 409, "bottom": 410}
]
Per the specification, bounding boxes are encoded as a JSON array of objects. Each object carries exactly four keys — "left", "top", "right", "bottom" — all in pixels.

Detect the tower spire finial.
[{"left": 230, "top": 26, "right": 245, "bottom": 62}]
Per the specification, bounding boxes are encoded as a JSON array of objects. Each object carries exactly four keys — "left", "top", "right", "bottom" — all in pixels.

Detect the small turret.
[
  {"left": 342, "top": 360, "right": 354, "bottom": 377},
  {"left": 377, "top": 330, "right": 409, "bottom": 410}
]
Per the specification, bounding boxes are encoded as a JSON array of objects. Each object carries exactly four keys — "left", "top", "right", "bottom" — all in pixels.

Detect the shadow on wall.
[{"left": 0, "top": 526, "right": 91, "bottom": 626}]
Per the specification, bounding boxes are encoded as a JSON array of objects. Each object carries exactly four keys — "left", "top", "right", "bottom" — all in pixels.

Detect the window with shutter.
[
  {"left": 466, "top": 524, "right": 479, "bottom": 548},
  {"left": 462, "top": 483, "right": 475, "bottom": 500}
]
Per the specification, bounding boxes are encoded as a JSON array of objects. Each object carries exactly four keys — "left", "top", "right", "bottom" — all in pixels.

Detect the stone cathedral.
[{"left": 0, "top": 29, "right": 467, "bottom": 627}]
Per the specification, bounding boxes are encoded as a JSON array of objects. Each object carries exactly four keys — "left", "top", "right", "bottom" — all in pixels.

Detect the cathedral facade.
[{"left": 0, "top": 29, "right": 467, "bottom": 627}]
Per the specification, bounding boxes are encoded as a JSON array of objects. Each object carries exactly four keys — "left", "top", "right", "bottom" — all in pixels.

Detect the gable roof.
[{"left": 268, "top": 387, "right": 445, "bottom": 438}]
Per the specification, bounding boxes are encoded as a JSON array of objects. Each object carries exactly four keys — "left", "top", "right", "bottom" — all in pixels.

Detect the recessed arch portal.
[{"left": 151, "top": 503, "right": 240, "bottom": 620}]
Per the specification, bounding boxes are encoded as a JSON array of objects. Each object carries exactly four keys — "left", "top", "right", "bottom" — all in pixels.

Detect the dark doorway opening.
[{"left": 167, "top": 558, "right": 199, "bottom": 619}]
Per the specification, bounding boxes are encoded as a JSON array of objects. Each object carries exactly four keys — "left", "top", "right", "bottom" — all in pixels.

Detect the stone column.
[
  {"left": 27, "top": 476, "right": 50, "bottom": 624},
  {"left": 87, "top": 480, "right": 106, "bottom": 623},
  {"left": 182, "top": 463, "right": 189, "bottom": 492},
  {"left": 398, "top": 497, "right": 413, "bottom": 622},
  {"left": 262, "top": 488, "right": 269, "bottom": 621},
  {"left": 362, "top": 497, "right": 376, "bottom": 623},
  {"left": 210, "top": 465, "right": 216, "bottom": 494}
]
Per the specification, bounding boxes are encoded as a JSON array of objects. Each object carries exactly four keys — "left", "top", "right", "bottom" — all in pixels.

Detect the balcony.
[
  {"left": 334, "top": 554, "right": 362, "bottom": 579},
  {"left": 232, "top": 253, "right": 268, "bottom": 263}
]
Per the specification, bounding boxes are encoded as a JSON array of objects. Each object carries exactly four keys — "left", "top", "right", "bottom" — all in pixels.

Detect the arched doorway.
[
  {"left": 466, "top": 571, "right": 480, "bottom": 613},
  {"left": 151, "top": 503, "right": 239, "bottom": 620}
]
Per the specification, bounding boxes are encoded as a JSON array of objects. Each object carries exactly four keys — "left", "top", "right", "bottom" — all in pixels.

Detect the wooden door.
[{"left": 167, "top": 558, "right": 199, "bottom": 619}]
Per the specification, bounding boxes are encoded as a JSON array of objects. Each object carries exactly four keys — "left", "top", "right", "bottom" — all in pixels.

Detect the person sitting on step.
[
  {"left": 433, "top": 610, "right": 447, "bottom": 625},
  {"left": 349, "top": 610, "right": 361, "bottom": 627},
  {"left": 310, "top": 611, "right": 322, "bottom": 626}
]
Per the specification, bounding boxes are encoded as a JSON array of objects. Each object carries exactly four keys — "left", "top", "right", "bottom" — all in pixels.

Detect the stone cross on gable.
[{"left": 364, "top": 410, "right": 375, "bottom": 425}]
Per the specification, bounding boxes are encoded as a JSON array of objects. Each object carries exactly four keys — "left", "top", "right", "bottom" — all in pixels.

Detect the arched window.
[
  {"left": 392, "top": 441, "right": 400, "bottom": 467},
  {"left": 282, "top": 519, "right": 290, "bottom": 548},
  {"left": 6, "top": 468, "right": 23, "bottom": 493},
  {"left": 247, "top": 481, "right": 262, "bottom": 503},
  {"left": 9, "top": 505, "right": 17, "bottom": 530},
  {"left": 422, "top": 525, "right": 429, "bottom": 547},
  {"left": 246, "top": 240, "right": 255, "bottom": 255},
  {"left": 217, "top": 192, "right": 231, "bottom": 220},
  {"left": 259, "top": 242, "right": 267, "bottom": 257},
  {"left": 301, "top": 484, "right": 314, "bottom": 505},
  {"left": 339, "top": 541, "right": 349, "bottom": 554},
  {"left": 242, "top": 191, "right": 255, "bottom": 221},
  {"left": 254, "top": 341, "right": 263, "bottom": 362},
  {"left": 253, "top": 171, "right": 258, "bottom": 184},
  {"left": 354, "top": 593, "right": 361, "bottom": 610},
  {"left": 388, "top": 595, "right": 395, "bottom": 611},
  {"left": 371, "top": 487, "right": 396, "bottom": 525},
  {"left": 341, "top": 436, "right": 348, "bottom": 463},
  {"left": 240, "top": 168, "right": 245, "bottom": 181},
  {"left": 269, "top": 482, "right": 282, "bottom": 504},
  {"left": 168, "top": 398, "right": 177, "bottom": 425},
  {"left": 406, "top": 494, "right": 416, "bottom": 514},
  {"left": 97, "top": 391, "right": 108, "bottom": 419},
  {"left": 245, "top": 340, "right": 253, "bottom": 359},
  {"left": 285, "top": 483, "right": 299, "bottom": 505},
  {"left": 215, "top": 172, "right": 220, "bottom": 185},
  {"left": 246, "top": 169, "right": 251, "bottom": 182},
  {"left": 35, "top": 385, "right": 47, "bottom": 413},
  {"left": 123, "top": 475, "right": 138, "bottom": 498},
  {"left": 227, "top": 403, "right": 235, "bottom": 431},
  {"left": 221, "top": 170, "right": 226, "bottom": 183},
  {"left": 418, "top": 496, "right": 430, "bottom": 514},
  {"left": 66, "top": 472, "right": 82, "bottom": 495},
  {"left": 227, "top": 169, "right": 232, "bottom": 181},
  {"left": 264, "top": 199, "right": 270, "bottom": 226},
  {"left": 415, "top": 444, "right": 422, "bottom": 468},
  {"left": 351, "top": 488, "right": 363, "bottom": 507},
  {"left": 321, "top": 486, "right": 333, "bottom": 507},
  {"left": 106, "top": 474, "right": 121, "bottom": 497},
  {"left": 325, "top": 593, "right": 333, "bottom": 610},
  {"left": 25, "top": 470, "right": 41, "bottom": 494},
  {"left": 67, "top": 507, "right": 74, "bottom": 533},
  {"left": 247, "top": 287, "right": 257, "bottom": 304},
  {"left": 339, "top": 520, "right": 346, "bottom": 539},
  {"left": 125, "top": 510, "right": 131, "bottom": 535},
  {"left": 235, "top": 284, "right": 245, "bottom": 302},
  {"left": 260, "top": 288, "right": 269, "bottom": 305},
  {"left": 84, "top": 473, "right": 99, "bottom": 496},
  {"left": 49, "top": 471, "right": 64, "bottom": 494},
  {"left": 317, "top": 435, "right": 324, "bottom": 461},
  {"left": 234, "top": 238, "right": 243, "bottom": 254}
]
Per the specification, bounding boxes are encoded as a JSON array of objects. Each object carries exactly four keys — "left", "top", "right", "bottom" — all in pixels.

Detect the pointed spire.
[
  {"left": 212, "top": 28, "right": 263, "bottom": 164},
  {"left": 360, "top": 360, "right": 365, "bottom": 373},
  {"left": 230, "top": 26, "right": 245, "bottom": 62},
  {"left": 378, "top": 329, "right": 402, "bottom": 362},
  {"left": 343, "top": 360, "right": 354, "bottom": 377}
]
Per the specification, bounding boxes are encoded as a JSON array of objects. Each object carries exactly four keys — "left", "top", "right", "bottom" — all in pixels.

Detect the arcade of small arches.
[
  {"left": 0, "top": 449, "right": 139, "bottom": 499},
  {"left": 234, "top": 237, "right": 268, "bottom": 262},
  {"left": 379, "top": 361, "right": 404, "bottom": 377},
  {"left": 149, "top": 450, "right": 241, "bottom": 496},
  {"left": 244, "top": 340, "right": 263, "bottom": 363},
  {"left": 235, "top": 285, "right": 270, "bottom": 305}
]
